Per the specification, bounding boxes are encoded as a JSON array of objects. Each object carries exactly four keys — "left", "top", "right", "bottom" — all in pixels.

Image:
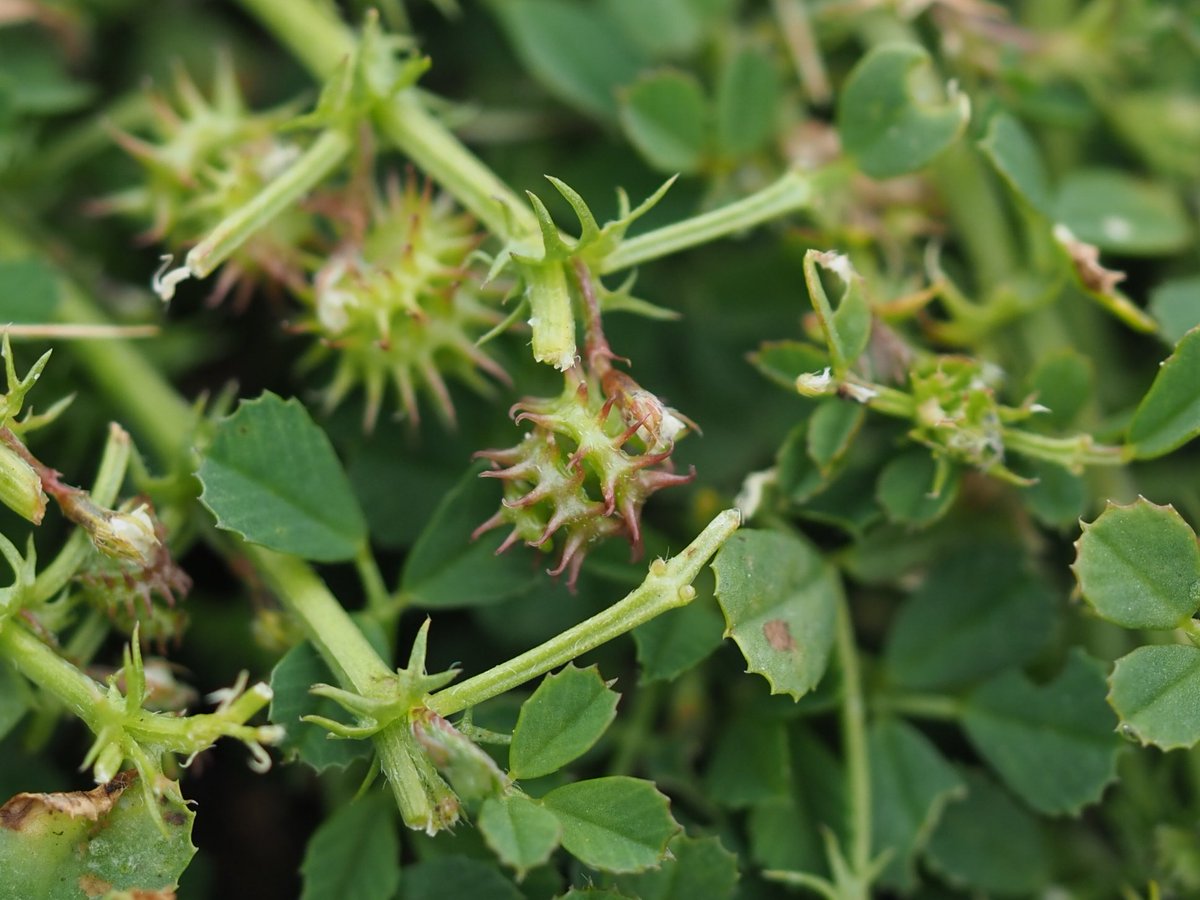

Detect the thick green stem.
[
  {"left": 237, "top": 0, "right": 533, "bottom": 241},
  {"left": 0, "top": 623, "right": 105, "bottom": 726},
  {"left": 930, "top": 142, "right": 1019, "bottom": 294},
  {"left": 836, "top": 594, "right": 871, "bottom": 881},
  {"left": 245, "top": 546, "right": 393, "bottom": 691},
  {"left": 429, "top": 509, "right": 741, "bottom": 717},
  {"left": 157, "top": 128, "right": 352, "bottom": 298},
  {"left": 601, "top": 171, "right": 812, "bottom": 274}
]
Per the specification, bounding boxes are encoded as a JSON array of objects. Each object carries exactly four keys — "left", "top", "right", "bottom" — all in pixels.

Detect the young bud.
[{"left": 0, "top": 444, "right": 46, "bottom": 525}]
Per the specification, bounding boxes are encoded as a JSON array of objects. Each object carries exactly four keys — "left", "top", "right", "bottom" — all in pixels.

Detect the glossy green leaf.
[
  {"left": 1108, "top": 645, "right": 1200, "bottom": 750},
  {"left": 1054, "top": 169, "right": 1191, "bottom": 255},
  {"left": 875, "top": 450, "right": 960, "bottom": 526},
  {"left": 478, "top": 793, "right": 562, "bottom": 877},
  {"left": 925, "top": 769, "right": 1049, "bottom": 896},
  {"left": 1128, "top": 328, "right": 1200, "bottom": 458},
  {"left": 1149, "top": 277, "right": 1200, "bottom": 345},
  {"left": 633, "top": 583, "right": 724, "bottom": 682},
  {"left": 0, "top": 772, "right": 194, "bottom": 897},
  {"left": 883, "top": 545, "right": 1058, "bottom": 691},
  {"left": 198, "top": 393, "right": 366, "bottom": 562},
  {"left": 0, "top": 259, "right": 59, "bottom": 324},
  {"left": 401, "top": 856, "right": 522, "bottom": 900},
  {"left": 715, "top": 48, "right": 780, "bottom": 158},
  {"left": 616, "top": 834, "right": 739, "bottom": 900},
  {"left": 802, "top": 250, "right": 871, "bottom": 377},
  {"left": 712, "top": 529, "right": 840, "bottom": 699},
  {"left": 869, "top": 718, "right": 965, "bottom": 891},
  {"left": 619, "top": 71, "right": 709, "bottom": 174},
  {"left": 704, "top": 714, "right": 790, "bottom": 808},
  {"left": 836, "top": 43, "right": 970, "bottom": 179},
  {"left": 979, "top": 111, "right": 1051, "bottom": 214},
  {"left": 491, "top": 0, "right": 643, "bottom": 119},
  {"left": 807, "top": 400, "right": 864, "bottom": 475},
  {"left": 402, "top": 462, "right": 540, "bottom": 609},
  {"left": 509, "top": 664, "right": 620, "bottom": 779},
  {"left": 300, "top": 792, "right": 400, "bottom": 900},
  {"left": 541, "top": 777, "right": 679, "bottom": 872},
  {"left": 1073, "top": 498, "right": 1200, "bottom": 629},
  {"left": 962, "top": 652, "right": 1120, "bottom": 815}
]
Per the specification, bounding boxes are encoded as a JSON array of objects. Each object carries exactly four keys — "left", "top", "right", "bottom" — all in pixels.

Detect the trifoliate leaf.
[
  {"left": 869, "top": 718, "right": 965, "bottom": 891},
  {"left": 875, "top": 450, "right": 960, "bottom": 526},
  {"left": 478, "top": 793, "right": 562, "bottom": 878},
  {"left": 883, "top": 544, "right": 1058, "bottom": 691},
  {"left": 299, "top": 792, "right": 400, "bottom": 900},
  {"left": 712, "top": 529, "right": 840, "bottom": 699},
  {"left": 509, "top": 664, "right": 620, "bottom": 780},
  {"left": 541, "top": 777, "right": 679, "bottom": 873},
  {"left": 1109, "top": 645, "right": 1200, "bottom": 750},
  {"left": 1073, "top": 497, "right": 1200, "bottom": 629},
  {"left": 1149, "top": 276, "right": 1200, "bottom": 346},
  {"left": 715, "top": 48, "right": 780, "bottom": 159},
  {"left": 978, "top": 111, "right": 1051, "bottom": 214},
  {"left": 198, "top": 393, "right": 366, "bottom": 562},
  {"left": 616, "top": 834, "right": 739, "bottom": 900},
  {"left": 924, "top": 769, "right": 1050, "bottom": 896},
  {"left": 0, "top": 772, "right": 194, "bottom": 898},
  {"left": 619, "top": 71, "right": 709, "bottom": 174},
  {"left": 491, "top": 0, "right": 643, "bottom": 120},
  {"left": 1054, "top": 169, "right": 1191, "bottom": 256},
  {"left": 1128, "top": 328, "right": 1200, "bottom": 458},
  {"left": 836, "top": 43, "right": 970, "bottom": 179},
  {"left": 962, "top": 652, "right": 1120, "bottom": 815},
  {"left": 402, "top": 462, "right": 540, "bottom": 609}
]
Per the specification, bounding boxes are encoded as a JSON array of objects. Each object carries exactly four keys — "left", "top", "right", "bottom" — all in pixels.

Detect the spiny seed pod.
[
  {"left": 102, "top": 56, "right": 315, "bottom": 306},
  {"left": 300, "top": 173, "right": 508, "bottom": 430},
  {"left": 473, "top": 369, "right": 694, "bottom": 588}
]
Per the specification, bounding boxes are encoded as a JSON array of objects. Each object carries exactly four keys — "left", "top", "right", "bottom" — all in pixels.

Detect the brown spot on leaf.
[
  {"left": 763, "top": 619, "right": 796, "bottom": 652},
  {"left": 0, "top": 770, "right": 136, "bottom": 831},
  {"left": 78, "top": 874, "right": 112, "bottom": 897}
]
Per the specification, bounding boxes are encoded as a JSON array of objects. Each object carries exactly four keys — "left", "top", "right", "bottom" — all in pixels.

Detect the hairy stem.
[
  {"left": 601, "top": 171, "right": 813, "bottom": 274},
  {"left": 237, "top": 0, "right": 533, "bottom": 241},
  {"left": 429, "top": 509, "right": 740, "bottom": 718}
]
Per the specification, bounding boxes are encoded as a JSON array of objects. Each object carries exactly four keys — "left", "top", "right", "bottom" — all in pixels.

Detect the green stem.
[
  {"left": 237, "top": 0, "right": 533, "bottom": 241},
  {"left": 162, "top": 128, "right": 352, "bottom": 296},
  {"left": 608, "top": 681, "right": 662, "bottom": 777},
  {"left": 1002, "top": 428, "right": 1131, "bottom": 469},
  {"left": 0, "top": 623, "right": 104, "bottom": 726},
  {"left": 771, "top": 0, "right": 831, "bottom": 106},
  {"left": 601, "top": 171, "right": 812, "bottom": 274},
  {"left": 429, "top": 509, "right": 741, "bottom": 717},
  {"left": 32, "top": 423, "right": 132, "bottom": 603},
  {"left": 246, "top": 546, "right": 393, "bottom": 691},
  {"left": 836, "top": 594, "right": 871, "bottom": 881},
  {"left": 929, "top": 142, "right": 1019, "bottom": 293},
  {"left": 354, "top": 542, "right": 393, "bottom": 625}
]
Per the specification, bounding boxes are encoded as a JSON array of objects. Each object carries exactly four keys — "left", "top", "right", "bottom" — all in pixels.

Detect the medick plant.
[{"left": 1, "top": 0, "right": 1200, "bottom": 898}]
